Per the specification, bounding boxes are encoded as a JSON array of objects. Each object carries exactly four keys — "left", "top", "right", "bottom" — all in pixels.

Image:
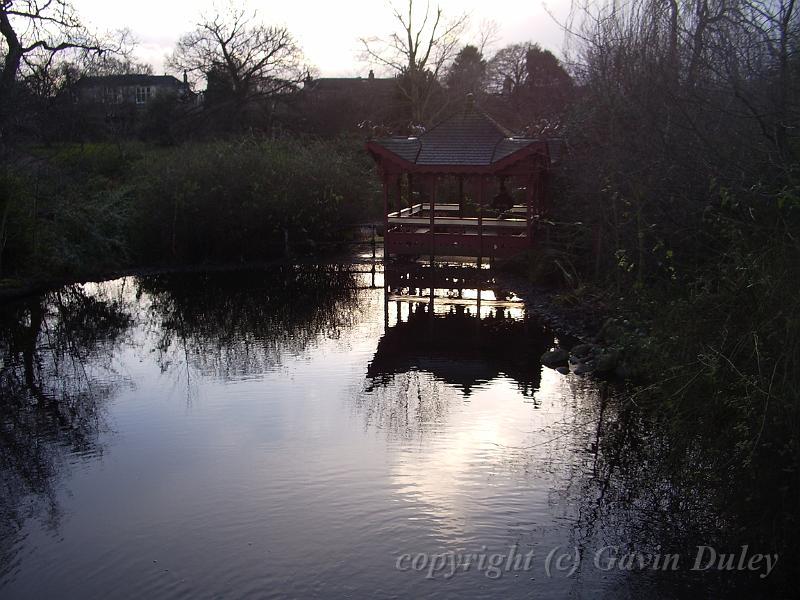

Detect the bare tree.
[
  {"left": 483, "top": 41, "right": 573, "bottom": 131},
  {"left": 0, "top": 1, "right": 112, "bottom": 126},
  {"left": 487, "top": 42, "right": 532, "bottom": 94},
  {"left": 568, "top": 0, "right": 800, "bottom": 168},
  {"left": 22, "top": 31, "right": 143, "bottom": 102},
  {"left": 80, "top": 46, "right": 152, "bottom": 77},
  {"left": 360, "top": 0, "right": 468, "bottom": 125},
  {"left": 555, "top": 0, "right": 800, "bottom": 294},
  {"left": 475, "top": 18, "right": 501, "bottom": 56},
  {"left": 168, "top": 8, "right": 306, "bottom": 103}
]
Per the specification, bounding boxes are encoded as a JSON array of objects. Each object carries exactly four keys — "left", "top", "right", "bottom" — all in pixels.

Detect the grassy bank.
[{"left": 0, "top": 137, "right": 380, "bottom": 287}]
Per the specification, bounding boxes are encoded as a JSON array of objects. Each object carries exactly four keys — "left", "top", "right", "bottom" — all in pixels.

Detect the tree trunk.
[
  {"left": 0, "top": 9, "right": 24, "bottom": 125},
  {"left": 0, "top": 175, "right": 13, "bottom": 277}
]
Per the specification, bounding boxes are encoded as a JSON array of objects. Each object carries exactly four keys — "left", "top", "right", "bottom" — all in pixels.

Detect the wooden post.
[
  {"left": 396, "top": 175, "right": 403, "bottom": 212},
  {"left": 384, "top": 280, "right": 389, "bottom": 330},
  {"left": 429, "top": 175, "right": 436, "bottom": 263},
  {"left": 526, "top": 172, "right": 534, "bottom": 247},
  {"left": 382, "top": 176, "right": 389, "bottom": 227},
  {"left": 458, "top": 176, "right": 464, "bottom": 217},
  {"left": 477, "top": 176, "right": 484, "bottom": 269},
  {"left": 370, "top": 223, "right": 377, "bottom": 288},
  {"left": 539, "top": 163, "right": 548, "bottom": 216},
  {"left": 382, "top": 174, "right": 389, "bottom": 258}
]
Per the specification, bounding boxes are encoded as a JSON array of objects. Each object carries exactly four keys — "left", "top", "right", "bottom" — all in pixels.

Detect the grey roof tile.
[
  {"left": 379, "top": 137, "right": 421, "bottom": 162},
  {"left": 372, "top": 104, "right": 547, "bottom": 167}
]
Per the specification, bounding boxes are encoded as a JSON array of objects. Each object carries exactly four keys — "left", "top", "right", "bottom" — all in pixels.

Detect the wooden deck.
[{"left": 385, "top": 202, "right": 533, "bottom": 259}]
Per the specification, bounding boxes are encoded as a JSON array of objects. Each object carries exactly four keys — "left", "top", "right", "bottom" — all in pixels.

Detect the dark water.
[{"left": 0, "top": 265, "right": 784, "bottom": 599}]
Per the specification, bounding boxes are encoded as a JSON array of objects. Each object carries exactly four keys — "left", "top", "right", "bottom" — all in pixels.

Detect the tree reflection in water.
[
  {"left": 545, "top": 380, "right": 789, "bottom": 595},
  {"left": 0, "top": 266, "right": 365, "bottom": 584},
  {"left": 358, "top": 286, "right": 791, "bottom": 595},
  {"left": 0, "top": 283, "right": 133, "bottom": 579},
  {"left": 136, "top": 265, "right": 362, "bottom": 382},
  {"left": 0, "top": 267, "right": 791, "bottom": 596}
]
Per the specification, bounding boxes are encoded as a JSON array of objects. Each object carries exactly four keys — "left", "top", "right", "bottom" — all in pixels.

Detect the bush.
[
  {"left": 0, "top": 169, "right": 36, "bottom": 276},
  {"left": 0, "top": 137, "right": 380, "bottom": 279},
  {"left": 538, "top": 1, "right": 800, "bottom": 579},
  {"left": 129, "top": 137, "right": 378, "bottom": 264}
]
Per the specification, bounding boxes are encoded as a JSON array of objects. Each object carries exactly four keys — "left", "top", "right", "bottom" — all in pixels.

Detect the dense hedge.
[{"left": 0, "top": 137, "right": 380, "bottom": 280}]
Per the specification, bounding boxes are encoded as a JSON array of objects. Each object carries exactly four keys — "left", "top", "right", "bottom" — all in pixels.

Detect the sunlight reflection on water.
[{"left": 0, "top": 266, "right": 693, "bottom": 599}]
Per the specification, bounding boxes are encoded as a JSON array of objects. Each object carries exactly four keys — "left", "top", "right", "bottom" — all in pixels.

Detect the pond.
[{"left": 0, "top": 264, "right": 776, "bottom": 598}]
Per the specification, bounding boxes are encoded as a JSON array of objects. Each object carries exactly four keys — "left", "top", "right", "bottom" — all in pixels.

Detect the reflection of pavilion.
[{"left": 369, "top": 271, "right": 554, "bottom": 397}]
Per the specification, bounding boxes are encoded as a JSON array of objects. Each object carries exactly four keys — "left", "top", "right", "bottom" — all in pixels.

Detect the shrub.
[{"left": 128, "top": 137, "right": 378, "bottom": 264}]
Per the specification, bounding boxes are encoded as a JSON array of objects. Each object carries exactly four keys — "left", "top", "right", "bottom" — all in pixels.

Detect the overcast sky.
[{"left": 72, "top": 0, "right": 573, "bottom": 77}]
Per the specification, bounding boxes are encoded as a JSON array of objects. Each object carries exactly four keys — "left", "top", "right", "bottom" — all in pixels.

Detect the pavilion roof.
[{"left": 367, "top": 99, "right": 557, "bottom": 173}]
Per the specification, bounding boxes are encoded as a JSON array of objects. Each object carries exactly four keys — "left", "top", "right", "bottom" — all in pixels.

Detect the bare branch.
[
  {"left": 359, "top": 0, "right": 468, "bottom": 123},
  {"left": 168, "top": 8, "right": 306, "bottom": 97}
]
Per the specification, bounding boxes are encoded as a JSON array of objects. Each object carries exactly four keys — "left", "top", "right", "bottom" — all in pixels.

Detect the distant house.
[
  {"left": 73, "top": 73, "right": 192, "bottom": 106},
  {"left": 298, "top": 70, "right": 401, "bottom": 135},
  {"left": 303, "top": 70, "right": 396, "bottom": 98}
]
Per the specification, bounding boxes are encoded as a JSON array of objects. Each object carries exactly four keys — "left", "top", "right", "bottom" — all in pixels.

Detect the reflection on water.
[
  {"left": 368, "top": 302, "right": 547, "bottom": 397},
  {"left": 0, "top": 283, "right": 133, "bottom": 581},
  {"left": 0, "top": 265, "right": 787, "bottom": 598},
  {"left": 139, "top": 266, "right": 362, "bottom": 380}
]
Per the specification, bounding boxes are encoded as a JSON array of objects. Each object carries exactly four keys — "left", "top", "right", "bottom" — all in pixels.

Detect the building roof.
[
  {"left": 75, "top": 74, "right": 184, "bottom": 88},
  {"left": 303, "top": 73, "right": 396, "bottom": 94},
  {"left": 367, "top": 98, "right": 554, "bottom": 173},
  {"left": 414, "top": 107, "right": 515, "bottom": 166}
]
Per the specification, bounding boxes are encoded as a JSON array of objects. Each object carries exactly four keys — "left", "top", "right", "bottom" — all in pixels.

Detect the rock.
[
  {"left": 556, "top": 366, "right": 570, "bottom": 375},
  {"left": 570, "top": 343, "right": 599, "bottom": 360},
  {"left": 540, "top": 348, "right": 569, "bottom": 368},
  {"left": 614, "top": 363, "right": 633, "bottom": 380},
  {"left": 594, "top": 349, "right": 620, "bottom": 373},
  {"left": 600, "top": 319, "right": 625, "bottom": 341},
  {"left": 573, "top": 362, "right": 595, "bottom": 376}
]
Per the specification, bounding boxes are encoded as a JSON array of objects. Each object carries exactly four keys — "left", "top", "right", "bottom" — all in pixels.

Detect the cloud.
[{"left": 73, "top": 0, "right": 571, "bottom": 76}]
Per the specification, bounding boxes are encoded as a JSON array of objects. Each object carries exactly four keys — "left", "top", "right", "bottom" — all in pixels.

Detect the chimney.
[
  {"left": 368, "top": 69, "right": 375, "bottom": 80},
  {"left": 183, "top": 70, "right": 188, "bottom": 85},
  {"left": 465, "top": 92, "right": 475, "bottom": 112}
]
